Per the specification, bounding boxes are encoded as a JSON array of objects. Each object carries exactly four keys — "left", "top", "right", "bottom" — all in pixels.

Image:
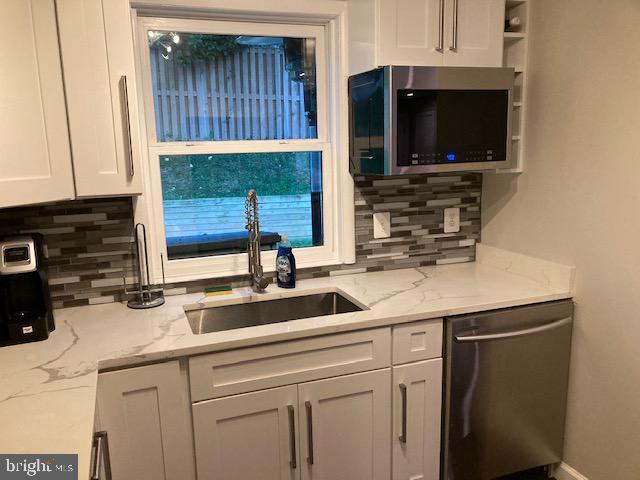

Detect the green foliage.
[
  {"left": 175, "top": 35, "right": 244, "bottom": 65},
  {"left": 160, "top": 153, "right": 314, "bottom": 200}
]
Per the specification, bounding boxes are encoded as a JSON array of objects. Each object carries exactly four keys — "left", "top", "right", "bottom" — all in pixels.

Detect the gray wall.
[{"left": 482, "top": 1, "right": 640, "bottom": 477}]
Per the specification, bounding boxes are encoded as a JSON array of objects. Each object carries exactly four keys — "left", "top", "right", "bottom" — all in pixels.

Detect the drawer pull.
[
  {"left": 121, "top": 75, "right": 134, "bottom": 178},
  {"left": 399, "top": 383, "right": 407, "bottom": 443},
  {"left": 436, "top": 0, "right": 445, "bottom": 52},
  {"left": 288, "top": 405, "right": 297, "bottom": 469},
  {"left": 305, "top": 401, "right": 314, "bottom": 465},
  {"left": 91, "top": 431, "right": 112, "bottom": 480},
  {"left": 450, "top": 0, "right": 459, "bottom": 51}
]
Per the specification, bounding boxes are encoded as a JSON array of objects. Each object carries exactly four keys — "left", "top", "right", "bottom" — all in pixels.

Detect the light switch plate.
[
  {"left": 443, "top": 207, "right": 460, "bottom": 233},
  {"left": 373, "top": 212, "right": 391, "bottom": 239}
]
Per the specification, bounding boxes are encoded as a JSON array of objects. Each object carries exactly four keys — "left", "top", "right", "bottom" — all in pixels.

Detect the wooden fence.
[
  {"left": 150, "top": 46, "right": 311, "bottom": 142},
  {"left": 163, "top": 195, "right": 313, "bottom": 245}
]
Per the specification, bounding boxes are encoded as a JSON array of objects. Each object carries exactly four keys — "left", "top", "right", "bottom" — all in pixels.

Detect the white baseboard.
[{"left": 552, "top": 462, "right": 589, "bottom": 480}]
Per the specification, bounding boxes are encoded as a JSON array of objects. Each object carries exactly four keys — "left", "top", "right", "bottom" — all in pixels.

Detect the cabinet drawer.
[
  {"left": 189, "top": 328, "right": 391, "bottom": 402},
  {"left": 392, "top": 319, "right": 443, "bottom": 364}
]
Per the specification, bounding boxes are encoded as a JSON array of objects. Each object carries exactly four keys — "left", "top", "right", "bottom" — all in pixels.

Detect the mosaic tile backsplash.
[
  {"left": 0, "top": 198, "right": 137, "bottom": 309},
  {"left": 0, "top": 173, "right": 481, "bottom": 309}
]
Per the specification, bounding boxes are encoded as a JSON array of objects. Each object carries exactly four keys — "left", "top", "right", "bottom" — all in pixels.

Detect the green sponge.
[{"left": 204, "top": 285, "right": 233, "bottom": 296}]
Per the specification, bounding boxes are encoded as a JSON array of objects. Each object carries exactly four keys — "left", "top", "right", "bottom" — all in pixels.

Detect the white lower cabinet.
[
  {"left": 392, "top": 359, "right": 443, "bottom": 480},
  {"left": 96, "top": 360, "right": 196, "bottom": 480},
  {"left": 193, "top": 369, "right": 391, "bottom": 480},
  {"left": 193, "top": 385, "right": 299, "bottom": 480},
  {"left": 192, "top": 369, "right": 392, "bottom": 480},
  {"left": 298, "top": 369, "right": 391, "bottom": 480},
  {"left": 97, "top": 322, "right": 445, "bottom": 480}
]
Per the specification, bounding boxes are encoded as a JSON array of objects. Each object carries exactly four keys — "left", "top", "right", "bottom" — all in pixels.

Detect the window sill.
[{"left": 158, "top": 246, "right": 341, "bottom": 284}]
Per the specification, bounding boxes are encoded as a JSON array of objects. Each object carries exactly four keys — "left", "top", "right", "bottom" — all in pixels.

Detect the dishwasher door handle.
[{"left": 454, "top": 317, "right": 572, "bottom": 343}]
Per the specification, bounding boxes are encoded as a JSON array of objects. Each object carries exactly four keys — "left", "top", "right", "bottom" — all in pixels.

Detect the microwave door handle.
[{"left": 454, "top": 317, "right": 572, "bottom": 343}]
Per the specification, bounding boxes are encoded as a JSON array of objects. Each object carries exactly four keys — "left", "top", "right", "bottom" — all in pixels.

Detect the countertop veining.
[{"left": 0, "top": 244, "right": 574, "bottom": 477}]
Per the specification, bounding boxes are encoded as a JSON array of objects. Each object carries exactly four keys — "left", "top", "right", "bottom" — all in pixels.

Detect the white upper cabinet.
[
  {"left": 443, "top": 0, "right": 505, "bottom": 67},
  {"left": 348, "top": 0, "right": 505, "bottom": 74},
  {"left": 377, "top": 0, "right": 444, "bottom": 68},
  {"left": 0, "top": 0, "right": 75, "bottom": 208},
  {"left": 57, "top": 0, "right": 143, "bottom": 197},
  {"left": 0, "top": 0, "right": 142, "bottom": 210}
]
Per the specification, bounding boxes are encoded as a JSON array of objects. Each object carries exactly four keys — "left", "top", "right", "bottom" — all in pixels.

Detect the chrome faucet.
[{"left": 245, "top": 189, "right": 271, "bottom": 292}]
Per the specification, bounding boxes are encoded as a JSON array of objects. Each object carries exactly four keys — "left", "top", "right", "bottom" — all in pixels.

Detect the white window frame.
[{"left": 131, "top": 4, "right": 353, "bottom": 283}]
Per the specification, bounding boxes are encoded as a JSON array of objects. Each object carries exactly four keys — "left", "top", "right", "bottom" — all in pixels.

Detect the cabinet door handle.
[
  {"left": 449, "top": 0, "right": 459, "bottom": 51},
  {"left": 287, "top": 405, "right": 297, "bottom": 469},
  {"left": 399, "top": 383, "right": 408, "bottom": 443},
  {"left": 121, "top": 75, "right": 135, "bottom": 178},
  {"left": 91, "top": 431, "right": 112, "bottom": 480},
  {"left": 305, "top": 401, "right": 314, "bottom": 465},
  {"left": 436, "top": 0, "right": 445, "bottom": 52}
]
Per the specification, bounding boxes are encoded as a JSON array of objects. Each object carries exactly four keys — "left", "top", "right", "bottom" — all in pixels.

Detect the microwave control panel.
[{"left": 401, "top": 149, "right": 497, "bottom": 166}]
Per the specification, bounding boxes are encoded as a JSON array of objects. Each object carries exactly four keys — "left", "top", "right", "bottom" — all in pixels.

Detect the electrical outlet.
[
  {"left": 443, "top": 207, "right": 460, "bottom": 233},
  {"left": 373, "top": 212, "right": 391, "bottom": 239}
]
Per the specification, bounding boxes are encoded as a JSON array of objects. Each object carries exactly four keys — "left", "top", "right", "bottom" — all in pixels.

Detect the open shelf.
[
  {"left": 496, "top": 0, "right": 531, "bottom": 174},
  {"left": 504, "top": 32, "right": 526, "bottom": 39}
]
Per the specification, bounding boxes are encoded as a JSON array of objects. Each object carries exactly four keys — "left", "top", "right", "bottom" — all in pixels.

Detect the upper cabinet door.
[
  {"left": 443, "top": 0, "right": 505, "bottom": 66},
  {"left": 0, "top": 0, "right": 75, "bottom": 208},
  {"left": 57, "top": 0, "right": 142, "bottom": 197},
  {"left": 298, "top": 369, "right": 391, "bottom": 480},
  {"left": 377, "top": 0, "right": 445, "bottom": 67}
]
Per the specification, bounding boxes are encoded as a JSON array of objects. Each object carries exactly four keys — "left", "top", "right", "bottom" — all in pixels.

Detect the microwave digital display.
[{"left": 396, "top": 89, "right": 509, "bottom": 167}]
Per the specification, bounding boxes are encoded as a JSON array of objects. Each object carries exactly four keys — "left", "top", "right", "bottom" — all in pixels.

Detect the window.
[
  {"left": 136, "top": 14, "right": 349, "bottom": 281},
  {"left": 147, "top": 32, "right": 318, "bottom": 142},
  {"left": 160, "top": 151, "right": 323, "bottom": 260}
]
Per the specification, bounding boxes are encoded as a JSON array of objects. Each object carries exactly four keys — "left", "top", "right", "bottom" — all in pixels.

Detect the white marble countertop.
[{"left": 0, "top": 244, "right": 574, "bottom": 477}]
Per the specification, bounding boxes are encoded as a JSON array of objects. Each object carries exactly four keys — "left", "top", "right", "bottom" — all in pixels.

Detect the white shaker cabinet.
[
  {"left": 392, "top": 359, "right": 443, "bottom": 480},
  {"left": 376, "top": 0, "right": 445, "bottom": 69},
  {"left": 442, "top": 0, "right": 506, "bottom": 67},
  {"left": 349, "top": 0, "right": 505, "bottom": 75},
  {"left": 298, "top": 369, "right": 391, "bottom": 480},
  {"left": 96, "top": 361, "right": 196, "bottom": 480},
  {"left": 192, "top": 369, "right": 392, "bottom": 480},
  {"left": 56, "top": 0, "right": 143, "bottom": 197},
  {"left": 193, "top": 385, "right": 299, "bottom": 480},
  {"left": 0, "top": 0, "right": 75, "bottom": 208}
]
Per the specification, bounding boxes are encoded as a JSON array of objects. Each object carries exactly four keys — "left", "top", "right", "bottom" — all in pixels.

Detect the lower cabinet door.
[
  {"left": 298, "top": 369, "right": 391, "bottom": 480},
  {"left": 193, "top": 385, "right": 300, "bottom": 480},
  {"left": 392, "top": 359, "right": 443, "bottom": 480},
  {"left": 96, "top": 360, "right": 196, "bottom": 480}
]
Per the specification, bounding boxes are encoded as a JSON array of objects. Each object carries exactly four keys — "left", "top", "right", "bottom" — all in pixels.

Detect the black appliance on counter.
[{"left": 0, "top": 234, "right": 54, "bottom": 346}]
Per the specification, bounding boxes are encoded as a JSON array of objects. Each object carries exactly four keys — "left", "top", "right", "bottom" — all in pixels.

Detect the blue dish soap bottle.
[{"left": 276, "top": 234, "right": 296, "bottom": 288}]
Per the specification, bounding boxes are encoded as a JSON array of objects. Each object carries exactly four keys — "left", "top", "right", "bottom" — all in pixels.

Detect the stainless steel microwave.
[{"left": 348, "top": 66, "right": 514, "bottom": 175}]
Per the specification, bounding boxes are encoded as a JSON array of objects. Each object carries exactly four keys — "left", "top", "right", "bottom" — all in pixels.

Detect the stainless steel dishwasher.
[{"left": 443, "top": 300, "right": 573, "bottom": 480}]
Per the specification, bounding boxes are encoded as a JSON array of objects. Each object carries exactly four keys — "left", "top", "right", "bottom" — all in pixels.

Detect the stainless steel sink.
[{"left": 185, "top": 291, "right": 367, "bottom": 334}]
